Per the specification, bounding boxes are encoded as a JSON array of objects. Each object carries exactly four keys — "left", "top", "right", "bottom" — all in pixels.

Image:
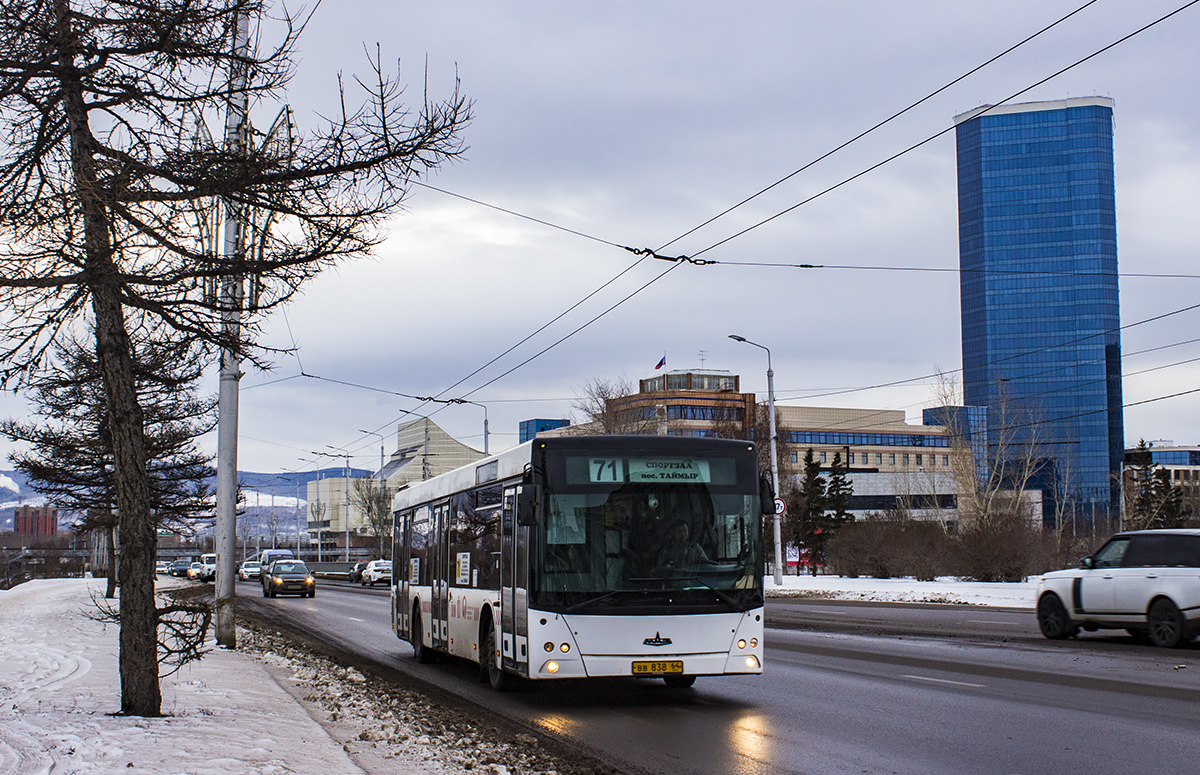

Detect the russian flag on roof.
[{"left": 654, "top": 355, "right": 666, "bottom": 370}]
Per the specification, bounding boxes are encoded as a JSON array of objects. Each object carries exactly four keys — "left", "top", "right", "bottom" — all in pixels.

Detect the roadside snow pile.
[
  {"left": 764, "top": 574, "right": 1037, "bottom": 608},
  {"left": 238, "top": 626, "right": 583, "bottom": 775}
]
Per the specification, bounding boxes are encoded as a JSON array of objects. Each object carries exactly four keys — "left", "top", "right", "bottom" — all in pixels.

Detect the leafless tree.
[
  {"left": 349, "top": 476, "right": 392, "bottom": 559},
  {"left": 930, "top": 372, "right": 1047, "bottom": 580},
  {"left": 0, "top": 0, "right": 469, "bottom": 716},
  {"left": 570, "top": 376, "right": 656, "bottom": 434}
]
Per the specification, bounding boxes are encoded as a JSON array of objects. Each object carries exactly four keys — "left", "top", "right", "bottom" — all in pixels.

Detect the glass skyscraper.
[{"left": 954, "top": 97, "right": 1123, "bottom": 525}]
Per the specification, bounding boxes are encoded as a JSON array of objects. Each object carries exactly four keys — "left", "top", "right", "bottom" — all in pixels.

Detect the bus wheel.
[
  {"left": 482, "top": 628, "right": 514, "bottom": 692},
  {"left": 664, "top": 675, "right": 696, "bottom": 688},
  {"left": 412, "top": 608, "right": 435, "bottom": 664}
]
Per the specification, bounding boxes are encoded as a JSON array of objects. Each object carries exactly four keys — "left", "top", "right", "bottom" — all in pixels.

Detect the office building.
[
  {"left": 552, "top": 369, "right": 973, "bottom": 522},
  {"left": 14, "top": 505, "right": 58, "bottom": 538},
  {"left": 519, "top": 418, "right": 570, "bottom": 443},
  {"left": 955, "top": 97, "right": 1123, "bottom": 525}
]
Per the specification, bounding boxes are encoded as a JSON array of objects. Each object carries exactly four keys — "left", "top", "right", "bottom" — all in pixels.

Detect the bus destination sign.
[{"left": 588, "top": 457, "right": 712, "bottom": 483}]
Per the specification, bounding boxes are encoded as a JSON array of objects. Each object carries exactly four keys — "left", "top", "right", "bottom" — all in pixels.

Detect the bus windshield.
[{"left": 533, "top": 450, "right": 763, "bottom": 614}]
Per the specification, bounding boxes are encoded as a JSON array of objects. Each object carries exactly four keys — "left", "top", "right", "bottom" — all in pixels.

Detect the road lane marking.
[
  {"left": 348, "top": 617, "right": 365, "bottom": 622},
  {"left": 967, "top": 619, "right": 1015, "bottom": 625},
  {"left": 902, "top": 674, "right": 986, "bottom": 688}
]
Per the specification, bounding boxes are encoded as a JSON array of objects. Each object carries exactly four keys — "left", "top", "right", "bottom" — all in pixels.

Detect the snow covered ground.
[
  {"left": 765, "top": 573, "right": 1038, "bottom": 608},
  {"left": 0, "top": 578, "right": 570, "bottom": 775},
  {"left": 0, "top": 574, "right": 1034, "bottom": 774}
]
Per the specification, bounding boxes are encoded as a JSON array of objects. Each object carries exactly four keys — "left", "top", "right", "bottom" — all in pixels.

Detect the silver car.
[{"left": 1036, "top": 529, "right": 1200, "bottom": 648}]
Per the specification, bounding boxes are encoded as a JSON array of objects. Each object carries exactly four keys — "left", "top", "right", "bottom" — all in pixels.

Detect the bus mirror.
[
  {"left": 759, "top": 476, "right": 775, "bottom": 516},
  {"left": 517, "top": 484, "right": 542, "bottom": 526}
]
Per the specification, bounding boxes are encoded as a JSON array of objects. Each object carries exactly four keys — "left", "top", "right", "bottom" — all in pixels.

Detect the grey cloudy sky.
[{"left": 5, "top": 0, "right": 1200, "bottom": 475}]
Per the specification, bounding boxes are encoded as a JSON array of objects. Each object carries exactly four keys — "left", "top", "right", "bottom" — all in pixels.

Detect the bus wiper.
[
  {"left": 566, "top": 587, "right": 667, "bottom": 612},
  {"left": 565, "top": 590, "right": 630, "bottom": 613},
  {"left": 674, "top": 577, "right": 742, "bottom": 610}
]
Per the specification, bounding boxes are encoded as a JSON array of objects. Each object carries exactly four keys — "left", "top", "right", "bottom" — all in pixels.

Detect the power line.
[
  {"left": 402, "top": 3, "right": 1109, "bottom": 410},
  {"left": 707, "top": 261, "right": 1200, "bottom": 280},
  {"left": 654, "top": 0, "right": 1103, "bottom": 253},
  {"left": 688, "top": 0, "right": 1200, "bottom": 260},
  {"left": 771, "top": 299, "right": 1200, "bottom": 402}
]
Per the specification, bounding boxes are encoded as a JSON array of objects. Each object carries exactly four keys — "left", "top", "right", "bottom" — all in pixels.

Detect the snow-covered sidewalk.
[
  {"left": 0, "top": 577, "right": 384, "bottom": 775},
  {"left": 0, "top": 578, "right": 565, "bottom": 775}
]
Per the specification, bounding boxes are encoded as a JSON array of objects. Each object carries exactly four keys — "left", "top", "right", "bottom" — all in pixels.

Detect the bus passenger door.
[
  {"left": 396, "top": 510, "right": 410, "bottom": 639},
  {"left": 432, "top": 501, "right": 451, "bottom": 652},
  {"left": 500, "top": 487, "right": 517, "bottom": 671}
]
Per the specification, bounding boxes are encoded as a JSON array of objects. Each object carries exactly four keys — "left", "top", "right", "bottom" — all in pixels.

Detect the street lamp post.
[
  {"left": 730, "top": 334, "right": 783, "bottom": 586},
  {"left": 359, "top": 429, "right": 388, "bottom": 550},
  {"left": 453, "top": 399, "right": 489, "bottom": 455},
  {"left": 327, "top": 445, "right": 352, "bottom": 562},
  {"left": 276, "top": 474, "right": 302, "bottom": 559}
]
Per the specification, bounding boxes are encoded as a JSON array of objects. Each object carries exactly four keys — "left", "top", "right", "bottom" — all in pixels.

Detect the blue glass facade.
[
  {"left": 955, "top": 99, "right": 1123, "bottom": 523},
  {"left": 518, "top": 418, "right": 570, "bottom": 443}
]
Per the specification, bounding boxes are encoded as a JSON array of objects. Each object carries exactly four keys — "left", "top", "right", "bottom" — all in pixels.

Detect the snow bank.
[{"left": 765, "top": 574, "right": 1037, "bottom": 608}]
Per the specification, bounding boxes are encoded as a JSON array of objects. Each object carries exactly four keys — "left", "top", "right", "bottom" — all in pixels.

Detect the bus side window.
[
  {"left": 475, "top": 485, "right": 502, "bottom": 590},
  {"left": 450, "top": 492, "right": 473, "bottom": 588},
  {"left": 412, "top": 505, "right": 431, "bottom": 586}
]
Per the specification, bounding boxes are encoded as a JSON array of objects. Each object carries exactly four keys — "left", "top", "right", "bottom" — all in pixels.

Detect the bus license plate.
[{"left": 632, "top": 660, "right": 683, "bottom": 675}]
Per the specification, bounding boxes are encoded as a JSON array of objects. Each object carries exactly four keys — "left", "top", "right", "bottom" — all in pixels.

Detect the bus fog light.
[
  {"left": 744, "top": 655, "right": 760, "bottom": 669},
  {"left": 545, "top": 660, "right": 560, "bottom": 673},
  {"left": 559, "top": 643, "right": 570, "bottom": 653},
  {"left": 737, "top": 639, "right": 746, "bottom": 649},
  {"left": 544, "top": 641, "right": 554, "bottom": 652}
]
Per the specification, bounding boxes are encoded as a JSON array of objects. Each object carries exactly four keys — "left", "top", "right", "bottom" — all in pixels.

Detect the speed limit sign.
[{"left": 773, "top": 497, "right": 786, "bottom": 516}]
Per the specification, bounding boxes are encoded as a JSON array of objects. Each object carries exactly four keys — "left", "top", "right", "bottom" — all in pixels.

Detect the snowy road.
[{"left": 236, "top": 580, "right": 1200, "bottom": 775}]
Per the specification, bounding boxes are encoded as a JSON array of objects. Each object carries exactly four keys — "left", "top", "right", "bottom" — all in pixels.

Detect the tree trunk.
[
  {"left": 54, "top": 0, "right": 160, "bottom": 716},
  {"left": 106, "top": 524, "right": 117, "bottom": 600}
]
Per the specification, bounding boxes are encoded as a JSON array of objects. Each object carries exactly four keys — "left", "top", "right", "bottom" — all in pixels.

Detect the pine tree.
[{"left": 2, "top": 336, "right": 215, "bottom": 597}]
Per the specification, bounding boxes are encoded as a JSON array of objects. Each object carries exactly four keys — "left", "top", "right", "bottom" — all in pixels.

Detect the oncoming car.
[
  {"left": 262, "top": 559, "right": 316, "bottom": 598},
  {"left": 1036, "top": 529, "right": 1200, "bottom": 648},
  {"left": 238, "top": 561, "right": 262, "bottom": 581},
  {"left": 361, "top": 560, "right": 391, "bottom": 587}
]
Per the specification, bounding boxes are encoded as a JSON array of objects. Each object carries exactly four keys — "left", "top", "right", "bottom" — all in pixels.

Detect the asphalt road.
[{"left": 235, "top": 580, "right": 1200, "bottom": 775}]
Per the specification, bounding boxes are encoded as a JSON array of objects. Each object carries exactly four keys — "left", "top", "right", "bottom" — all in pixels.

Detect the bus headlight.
[
  {"left": 559, "top": 643, "right": 570, "bottom": 653},
  {"left": 744, "top": 655, "right": 760, "bottom": 669},
  {"left": 544, "top": 660, "right": 560, "bottom": 673},
  {"left": 750, "top": 638, "right": 758, "bottom": 648},
  {"left": 737, "top": 639, "right": 747, "bottom": 649},
  {"left": 544, "top": 641, "right": 554, "bottom": 652}
]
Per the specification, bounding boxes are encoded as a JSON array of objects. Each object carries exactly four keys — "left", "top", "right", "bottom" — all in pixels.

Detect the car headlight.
[
  {"left": 306, "top": 576, "right": 315, "bottom": 584},
  {"left": 274, "top": 577, "right": 282, "bottom": 584}
]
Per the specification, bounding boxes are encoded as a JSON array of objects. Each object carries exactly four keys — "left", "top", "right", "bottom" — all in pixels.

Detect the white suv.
[{"left": 1036, "top": 529, "right": 1200, "bottom": 648}]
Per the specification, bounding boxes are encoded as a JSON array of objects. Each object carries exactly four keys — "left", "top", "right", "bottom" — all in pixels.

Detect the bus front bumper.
[{"left": 531, "top": 651, "right": 762, "bottom": 679}]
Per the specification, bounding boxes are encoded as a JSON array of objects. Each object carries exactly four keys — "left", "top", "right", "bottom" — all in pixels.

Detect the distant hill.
[{"left": 1, "top": 467, "right": 370, "bottom": 535}]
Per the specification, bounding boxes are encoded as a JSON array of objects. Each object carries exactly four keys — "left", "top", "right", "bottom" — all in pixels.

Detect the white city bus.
[{"left": 391, "top": 435, "right": 770, "bottom": 690}]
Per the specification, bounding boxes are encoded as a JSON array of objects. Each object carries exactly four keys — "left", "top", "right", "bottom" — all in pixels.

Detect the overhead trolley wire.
[
  {"left": 772, "top": 299, "right": 1200, "bottom": 402},
  {"left": 684, "top": 0, "right": 1200, "bottom": 262},
  {"left": 403, "top": 0, "right": 1117, "bottom": 409},
  {"left": 289, "top": 1, "right": 1199, "bottom": 460},
  {"left": 653, "top": 0, "right": 1102, "bottom": 254}
]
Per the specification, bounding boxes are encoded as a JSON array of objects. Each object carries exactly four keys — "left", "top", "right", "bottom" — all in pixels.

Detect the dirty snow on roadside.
[
  {"left": 0, "top": 579, "right": 580, "bottom": 775},
  {"left": 237, "top": 625, "right": 589, "bottom": 775}
]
